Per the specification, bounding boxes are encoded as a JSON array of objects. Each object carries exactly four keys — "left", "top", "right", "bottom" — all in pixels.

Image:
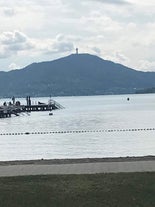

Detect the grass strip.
[{"left": 0, "top": 172, "right": 155, "bottom": 207}]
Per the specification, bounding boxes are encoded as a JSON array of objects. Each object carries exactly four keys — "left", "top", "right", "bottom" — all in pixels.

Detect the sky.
[{"left": 0, "top": 0, "right": 155, "bottom": 71}]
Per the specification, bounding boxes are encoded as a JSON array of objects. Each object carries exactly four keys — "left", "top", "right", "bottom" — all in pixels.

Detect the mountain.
[{"left": 1, "top": 53, "right": 155, "bottom": 97}]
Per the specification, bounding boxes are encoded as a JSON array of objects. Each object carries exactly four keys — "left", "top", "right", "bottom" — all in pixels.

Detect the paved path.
[{"left": 1, "top": 160, "right": 155, "bottom": 177}]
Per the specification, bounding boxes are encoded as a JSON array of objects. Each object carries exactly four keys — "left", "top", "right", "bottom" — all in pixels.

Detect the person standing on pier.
[
  {"left": 26, "top": 96, "right": 28, "bottom": 106},
  {"left": 12, "top": 96, "right": 15, "bottom": 105},
  {"left": 26, "top": 96, "right": 31, "bottom": 106},
  {"left": 29, "top": 96, "right": 31, "bottom": 106}
]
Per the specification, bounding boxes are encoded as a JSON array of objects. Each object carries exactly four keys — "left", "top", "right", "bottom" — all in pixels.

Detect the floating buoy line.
[{"left": 0, "top": 128, "right": 155, "bottom": 136}]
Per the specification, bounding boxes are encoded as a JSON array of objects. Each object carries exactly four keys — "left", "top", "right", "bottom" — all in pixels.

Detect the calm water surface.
[{"left": 0, "top": 94, "right": 155, "bottom": 161}]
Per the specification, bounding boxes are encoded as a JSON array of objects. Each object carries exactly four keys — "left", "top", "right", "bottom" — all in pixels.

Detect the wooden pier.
[
  {"left": 0, "top": 109, "right": 11, "bottom": 118},
  {"left": 0, "top": 98, "right": 64, "bottom": 118}
]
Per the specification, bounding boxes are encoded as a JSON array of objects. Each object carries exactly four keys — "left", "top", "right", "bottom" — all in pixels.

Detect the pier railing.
[{"left": 50, "top": 100, "right": 64, "bottom": 109}]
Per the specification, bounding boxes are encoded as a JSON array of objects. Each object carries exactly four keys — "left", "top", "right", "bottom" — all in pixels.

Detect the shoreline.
[{"left": 1, "top": 155, "right": 155, "bottom": 166}]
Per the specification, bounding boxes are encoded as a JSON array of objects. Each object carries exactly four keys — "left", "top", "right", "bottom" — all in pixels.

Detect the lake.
[{"left": 0, "top": 94, "right": 155, "bottom": 161}]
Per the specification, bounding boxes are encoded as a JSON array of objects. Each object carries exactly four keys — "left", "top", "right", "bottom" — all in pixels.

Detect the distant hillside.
[
  {"left": 1, "top": 53, "right": 155, "bottom": 97},
  {"left": 136, "top": 87, "right": 155, "bottom": 94}
]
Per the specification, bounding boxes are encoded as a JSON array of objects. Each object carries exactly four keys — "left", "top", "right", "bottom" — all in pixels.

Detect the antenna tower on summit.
[{"left": 76, "top": 48, "right": 78, "bottom": 54}]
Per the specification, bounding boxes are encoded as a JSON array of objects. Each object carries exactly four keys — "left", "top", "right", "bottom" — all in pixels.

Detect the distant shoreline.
[{"left": 1, "top": 155, "right": 155, "bottom": 166}]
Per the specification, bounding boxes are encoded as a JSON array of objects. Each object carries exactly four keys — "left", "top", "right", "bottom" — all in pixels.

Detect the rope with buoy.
[{"left": 0, "top": 127, "right": 155, "bottom": 136}]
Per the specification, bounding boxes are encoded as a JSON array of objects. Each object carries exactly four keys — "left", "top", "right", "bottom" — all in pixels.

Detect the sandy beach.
[{"left": 0, "top": 156, "right": 155, "bottom": 177}]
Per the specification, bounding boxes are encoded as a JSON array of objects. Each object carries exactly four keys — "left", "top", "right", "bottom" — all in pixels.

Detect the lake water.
[{"left": 0, "top": 94, "right": 155, "bottom": 161}]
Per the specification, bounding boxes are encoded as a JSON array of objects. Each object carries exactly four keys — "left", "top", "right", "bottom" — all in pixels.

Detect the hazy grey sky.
[{"left": 0, "top": 0, "right": 155, "bottom": 71}]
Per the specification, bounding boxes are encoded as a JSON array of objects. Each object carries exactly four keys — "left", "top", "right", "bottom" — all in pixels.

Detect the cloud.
[
  {"left": 88, "top": 0, "right": 130, "bottom": 5},
  {"left": 8, "top": 63, "right": 20, "bottom": 70},
  {"left": 137, "top": 60, "right": 155, "bottom": 71},
  {"left": 80, "top": 11, "right": 122, "bottom": 34},
  {"left": 0, "top": 48, "right": 12, "bottom": 59},
  {"left": 129, "top": 0, "right": 155, "bottom": 6},
  {"left": 0, "top": 31, "right": 74, "bottom": 61},
  {"left": 43, "top": 34, "right": 74, "bottom": 54},
  {"left": 0, "top": 0, "right": 154, "bottom": 72},
  {"left": 0, "top": 31, "right": 33, "bottom": 51},
  {"left": 91, "top": 47, "right": 101, "bottom": 55},
  {"left": 0, "top": 31, "right": 27, "bottom": 45},
  {"left": 0, "top": 31, "right": 34, "bottom": 58},
  {"left": 52, "top": 41, "right": 74, "bottom": 53},
  {"left": 105, "top": 51, "right": 129, "bottom": 66},
  {"left": 3, "top": 7, "right": 15, "bottom": 17},
  {"left": 115, "top": 52, "right": 129, "bottom": 62}
]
